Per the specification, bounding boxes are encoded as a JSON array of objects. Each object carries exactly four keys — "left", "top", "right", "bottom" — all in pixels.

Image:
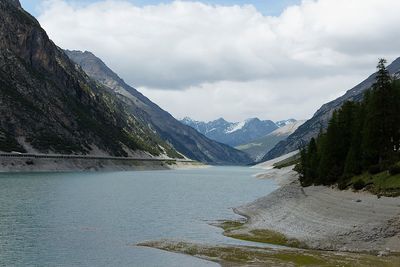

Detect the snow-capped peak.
[
  {"left": 225, "top": 120, "right": 246, "bottom": 134},
  {"left": 275, "top": 119, "right": 297, "bottom": 128}
]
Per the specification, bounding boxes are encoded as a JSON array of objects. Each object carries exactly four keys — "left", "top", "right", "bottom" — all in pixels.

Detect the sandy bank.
[{"left": 235, "top": 166, "right": 400, "bottom": 253}]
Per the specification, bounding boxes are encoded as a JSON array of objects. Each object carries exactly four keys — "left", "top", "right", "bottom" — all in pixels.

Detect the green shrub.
[
  {"left": 389, "top": 164, "right": 400, "bottom": 175},
  {"left": 353, "top": 179, "right": 366, "bottom": 190},
  {"left": 368, "top": 165, "right": 381, "bottom": 175}
]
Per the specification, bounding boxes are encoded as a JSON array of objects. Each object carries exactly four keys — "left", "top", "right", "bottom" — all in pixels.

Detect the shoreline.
[
  {"left": 0, "top": 156, "right": 205, "bottom": 172},
  {"left": 139, "top": 164, "right": 400, "bottom": 266},
  {"left": 234, "top": 166, "right": 400, "bottom": 253}
]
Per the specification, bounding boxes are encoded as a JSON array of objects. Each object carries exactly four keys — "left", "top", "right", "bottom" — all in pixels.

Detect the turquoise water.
[{"left": 0, "top": 167, "right": 277, "bottom": 266}]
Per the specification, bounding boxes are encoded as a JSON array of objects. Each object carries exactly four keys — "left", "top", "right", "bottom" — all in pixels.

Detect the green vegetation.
[
  {"left": 347, "top": 171, "right": 400, "bottom": 197},
  {"left": 226, "top": 229, "right": 303, "bottom": 248},
  {"left": 0, "top": 131, "right": 26, "bottom": 153},
  {"left": 273, "top": 153, "right": 301, "bottom": 169},
  {"left": 218, "top": 220, "right": 305, "bottom": 248},
  {"left": 297, "top": 59, "right": 400, "bottom": 193},
  {"left": 139, "top": 240, "right": 400, "bottom": 267}
]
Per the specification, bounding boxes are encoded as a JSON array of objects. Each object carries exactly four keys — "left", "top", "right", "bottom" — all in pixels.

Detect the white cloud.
[
  {"left": 37, "top": 0, "right": 400, "bottom": 121},
  {"left": 139, "top": 74, "right": 360, "bottom": 121}
]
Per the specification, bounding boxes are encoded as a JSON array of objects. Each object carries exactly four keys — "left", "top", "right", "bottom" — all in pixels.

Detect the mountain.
[
  {"left": 0, "top": 0, "right": 181, "bottom": 158},
  {"left": 263, "top": 57, "right": 400, "bottom": 161},
  {"left": 275, "top": 119, "right": 297, "bottom": 127},
  {"left": 236, "top": 120, "right": 305, "bottom": 161},
  {"left": 180, "top": 117, "right": 278, "bottom": 147},
  {"left": 65, "top": 50, "right": 251, "bottom": 165}
]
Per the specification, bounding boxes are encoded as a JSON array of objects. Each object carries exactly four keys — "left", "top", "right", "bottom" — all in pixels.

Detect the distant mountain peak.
[
  {"left": 275, "top": 119, "right": 297, "bottom": 128},
  {"left": 212, "top": 117, "right": 229, "bottom": 124},
  {"left": 181, "top": 117, "right": 278, "bottom": 147}
]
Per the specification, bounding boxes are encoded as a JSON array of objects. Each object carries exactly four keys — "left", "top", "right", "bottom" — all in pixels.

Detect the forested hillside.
[{"left": 297, "top": 59, "right": 400, "bottom": 196}]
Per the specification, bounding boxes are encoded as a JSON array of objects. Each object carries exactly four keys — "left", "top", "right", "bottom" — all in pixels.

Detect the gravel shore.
[{"left": 236, "top": 166, "right": 400, "bottom": 253}]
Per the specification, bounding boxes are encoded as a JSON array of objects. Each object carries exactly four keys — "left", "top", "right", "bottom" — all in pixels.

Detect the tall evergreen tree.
[{"left": 362, "top": 59, "right": 394, "bottom": 167}]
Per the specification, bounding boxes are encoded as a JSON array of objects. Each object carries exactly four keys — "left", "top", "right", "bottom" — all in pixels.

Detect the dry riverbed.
[{"left": 139, "top": 164, "right": 400, "bottom": 266}]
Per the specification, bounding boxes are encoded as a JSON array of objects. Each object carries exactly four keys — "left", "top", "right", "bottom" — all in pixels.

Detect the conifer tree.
[{"left": 362, "top": 59, "right": 394, "bottom": 167}]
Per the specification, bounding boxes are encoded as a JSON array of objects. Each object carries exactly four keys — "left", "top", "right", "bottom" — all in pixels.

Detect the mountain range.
[
  {"left": 0, "top": 0, "right": 251, "bottom": 165},
  {"left": 236, "top": 120, "right": 305, "bottom": 161},
  {"left": 263, "top": 57, "right": 400, "bottom": 161},
  {"left": 180, "top": 117, "right": 284, "bottom": 147}
]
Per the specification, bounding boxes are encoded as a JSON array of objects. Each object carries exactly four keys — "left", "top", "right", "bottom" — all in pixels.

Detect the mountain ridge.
[
  {"left": 0, "top": 1, "right": 180, "bottom": 158},
  {"left": 65, "top": 50, "right": 251, "bottom": 165}
]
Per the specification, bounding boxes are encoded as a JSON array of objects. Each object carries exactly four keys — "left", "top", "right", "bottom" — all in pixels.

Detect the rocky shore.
[
  {"left": 236, "top": 166, "right": 400, "bottom": 253},
  {"left": 140, "top": 163, "right": 400, "bottom": 266}
]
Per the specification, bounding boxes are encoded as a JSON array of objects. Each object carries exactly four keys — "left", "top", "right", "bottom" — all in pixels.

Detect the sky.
[{"left": 20, "top": 0, "right": 400, "bottom": 122}]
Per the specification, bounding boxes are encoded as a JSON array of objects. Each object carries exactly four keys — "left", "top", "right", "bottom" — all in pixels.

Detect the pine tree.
[{"left": 362, "top": 59, "right": 394, "bottom": 168}]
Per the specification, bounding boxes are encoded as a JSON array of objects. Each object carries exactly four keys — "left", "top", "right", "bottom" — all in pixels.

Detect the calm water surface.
[{"left": 0, "top": 167, "right": 277, "bottom": 266}]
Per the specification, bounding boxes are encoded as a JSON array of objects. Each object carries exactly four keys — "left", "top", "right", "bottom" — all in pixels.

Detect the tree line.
[{"left": 297, "top": 59, "right": 400, "bottom": 188}]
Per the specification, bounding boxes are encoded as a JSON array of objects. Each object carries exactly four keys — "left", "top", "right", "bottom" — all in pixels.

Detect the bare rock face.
[
  {"left": 7, "top": 0, "right": 21, "bottom": 8},
  {"left": 263, "top": 57, "right": 400, "bottom": 161}
]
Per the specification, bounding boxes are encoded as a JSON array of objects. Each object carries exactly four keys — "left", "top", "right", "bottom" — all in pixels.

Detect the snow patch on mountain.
[
  {"left": 272, "top": 120, "right": 306, "bottom": 136},
  {"left": 225, "top": 120, "right": 246, "bottom": 134},
  {"left": 275, "top": 119, "right": 297, "bottom": 128}
]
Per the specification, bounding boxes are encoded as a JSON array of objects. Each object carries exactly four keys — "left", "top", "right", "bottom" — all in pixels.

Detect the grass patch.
[
  {"left": 273, "top": 153, "right": 300, "bottom": 169},
  {"left": 271, "top": 253, "right": 326, "bottom": 266},
  {"left": 226, "top": 229, "right": 304, "bottom": 248},
  {"left": 350, "top": 169, "right": 400, "bottom": 197},
  {"left": 218, "top": 220, "right": 245, "bottom": 231},
  {"left": 218, "top": 220, "right": 305, "bottom": 248}
]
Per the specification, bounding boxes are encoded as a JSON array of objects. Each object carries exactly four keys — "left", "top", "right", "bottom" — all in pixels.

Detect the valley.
[{"left": 1, "top": 1, "right": 400, "bottom": 266}]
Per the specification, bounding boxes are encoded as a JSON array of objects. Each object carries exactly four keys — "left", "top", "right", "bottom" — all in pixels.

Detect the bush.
[
  {"left": 368, "top": 165, "right": 381, "bottom": 175},
  {"left": 389, "top": 164, "right": 400, "bottom": 175},
  {"left": 353, "top": 179, "right": 366, "bottom": 190},
  {"left": 338, "top": 180, "right": 349, "bottom": 190}
]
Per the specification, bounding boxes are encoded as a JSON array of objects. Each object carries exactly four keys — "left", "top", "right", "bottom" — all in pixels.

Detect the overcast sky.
[{"left": 22, "top": 0, "right": 400, "bottom": 122}]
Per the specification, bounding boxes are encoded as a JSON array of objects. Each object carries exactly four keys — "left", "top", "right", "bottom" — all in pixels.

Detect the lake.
[{"left": 0, "top": 167, "right": 277, "bottom": 266}]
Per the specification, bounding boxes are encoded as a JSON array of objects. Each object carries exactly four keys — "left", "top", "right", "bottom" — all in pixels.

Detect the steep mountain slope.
[
  {"left": 180, "top": 117, "right": 278, "bottom": 147},
  {"left": 65, "top": 50, "right": 251, "bottom": 165},
  {"left": 0, "top": 0, "right": 179, "bottom": 158},
  {"left": 236, "top": 120, "right": 305, "bottom": 161},
  {"left": 263, "top": 57, "right": 400, "bottom": 161}
]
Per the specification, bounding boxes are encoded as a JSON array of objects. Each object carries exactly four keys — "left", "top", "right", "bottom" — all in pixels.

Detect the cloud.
[
  {"left": 139, "top": 74, "right": 361, "bottom": 121},
  {"left": 37, "top": 0, "right": 400, "bottom": 120}
]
